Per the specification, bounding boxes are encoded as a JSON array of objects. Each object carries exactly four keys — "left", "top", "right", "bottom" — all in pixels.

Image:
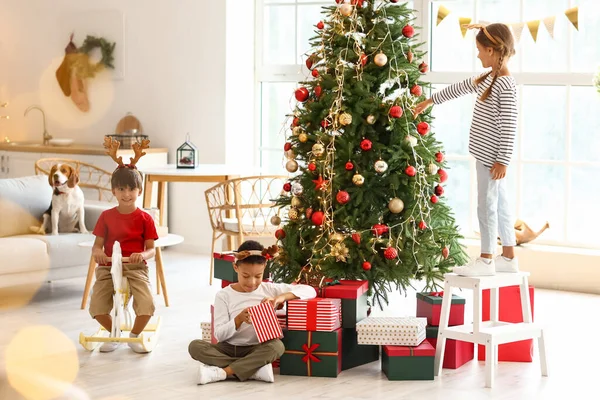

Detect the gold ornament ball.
[
  {"left": 286, "top": 159, "right": 299, "bottom": 173},
  {"left": 292, "top": 126, "right": 303, "bottom": 136},
  {"left": 428, "top": 162, "right": 439, "bottom": 175},
  {"left": 388, "top": 197, "right": 405, "bottom": 213},
  {"left": 330, "top": 233, "right": 345, "bottom": 243},
  {"left": 405, "top": 135, "right": 418, "bottom": 147},
  {"left": 288, "top": 208, "right": 300, "bottom": 220},
  {"left": 284, "top": 149, "right": 296, "bottom": 159},
  {"left": 339, "top": 4, "right": 353, "bottom": 16},
  {"left": 270, "top": 215, "right": 281, "bottom": 226},
  {"left": 366, "top": 115, "right": 376, "bottom": 124},
  {"left": 299, "top": 133, "right": 308, "bottom": 143},
  {"left": 352, "top": 173, "right": 365, "bottom": 186},
  {"left": 291, "top": 196, "right": 302, "bottom": 208},
  {"left": 312, "top": 143, "right": 325, "bottom": 156},
  {"left": 374, "top": 160, "right": 388, "bottom": 173},
  {"left": 374, "top": 53, "right": 388, "bottom": 67},
  {"left": 338, "top": 112, "right": 353, "bottom": 126}
]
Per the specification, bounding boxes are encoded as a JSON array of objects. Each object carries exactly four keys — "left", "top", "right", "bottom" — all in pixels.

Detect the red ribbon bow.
[{"left": 301, "top": 343, "right": 321, "bottom": 364}]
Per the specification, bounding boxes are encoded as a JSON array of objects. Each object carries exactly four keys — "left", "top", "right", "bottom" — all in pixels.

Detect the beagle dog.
[{"left": 32, "top": 163, "right": 88, "bottom": 235}]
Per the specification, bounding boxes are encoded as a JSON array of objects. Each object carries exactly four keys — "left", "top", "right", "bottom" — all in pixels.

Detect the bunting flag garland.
[
  {"left": 437, "top": 5, "right": 451, "bottom": 26},
  {"left": 527, "top": 20, "right": 540, "bottom": 42},
  {"left": 511, "top": 22, "right": 526, "bottom": 43},
  {"left": 542, "top": 16, "right": 556, "bottom": 39},
  {"left": 564, "top": 7, "right": 579, "bottom": 30},
  {"left": 458, "top": 17, "right": 472, "bottom": 38}
]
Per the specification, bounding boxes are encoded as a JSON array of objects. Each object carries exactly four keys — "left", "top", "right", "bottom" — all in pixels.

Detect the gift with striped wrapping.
[
  {"left": 356, "top": 317, "right": 426, "bottom": 346},
  {"left": 287, "top": 298, "right": 342, "bottom": 332},
  {"left": 276, "top": 309, "right": 287, "bottom": 329},
  {"left": 248, "top": 302, "right": 283, "bottom": 343}
]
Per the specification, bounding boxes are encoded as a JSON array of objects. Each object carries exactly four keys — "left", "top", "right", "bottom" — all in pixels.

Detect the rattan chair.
[{"left": 204, "top": 175, "right": 288, "bottom": 285}]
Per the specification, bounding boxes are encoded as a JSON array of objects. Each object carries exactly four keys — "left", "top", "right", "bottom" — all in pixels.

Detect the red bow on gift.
[
  {"left": 429, "top": 291, "right": 444, "bottom": 297},
  {"left": 301, "top": 343, "right": 321, "bottom": 364}
]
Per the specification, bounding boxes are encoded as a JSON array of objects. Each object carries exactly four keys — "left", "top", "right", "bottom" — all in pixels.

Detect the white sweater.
[
  {"left": 431, "top": 73, "right": 518, "bottom": 169},
  {"left": 213, "top": 282, "right": 317, "bottom": 346}
]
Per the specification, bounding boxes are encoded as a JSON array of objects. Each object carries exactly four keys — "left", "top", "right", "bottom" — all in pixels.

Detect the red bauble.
[
  {"left": 442, "top": 246, "right": 449, "bottom": 259},
  {"left": 305, "top": 57, "right": 313, "bottom": 70},
  {"left": 402, "top": 25, "right": 415, "bottom": 38},
  {"left": 438, "top": 169, "right": 448, "bottom": 183},
  {"left": 362, "top": 261, "right": 372, "bottom": 271},
  {"left": 430, "top": 194, "right": 439, "bottom": 204},
  {"left": 405, "top": 165, "right": 416, "bottom": 176},
  {"left": 335, "top": 0, "right": 343, "bottom": 3},
  {"left": 311, "top": 69, "right": 319, "bottom": 78},
  {"left": 391, "top": 0, "right": 399, "bottom": 3},
  {"left": 283, "top": 183, "right": 292, "bottom": 192},
  {"left": 275, "top": 229, "right": 286, "bottom": 240},
  {"left": 295, "top": 87, "right": 309, "bottom": 102},
  {"left": 435, "top": 185, "right": 444, "bottom": 196},
  {"left": 292, "top": 117, "right": 300, "bottom": 127},
  {"left": 372, "top": 223, "right": 389, "bottom": 236},
  {"left": 345, "top": 161, "right": 354, "bottom": 171},
  {"left": 360, "top": 53, "right": 368, "bottom": 66},
  {"left": 417, "top": 121, "right": 430, "bottom": 135},
  {"left": 351, "top": 0, "right": 364, "bottom": 6},
  {"left": 360, "top": 139, "right": 372, "bottom": 151},
  {"left": 321, "top": 119, "right": 329, "bottom": 128},
  {"left": 336, "top": 190, "right": 350, "bottom": 205},
  {"left": 419, "top": 62, "right": 429, "bottom": 73},
  {"left": 384, "top": 247, "right": 398, "bottom": 260},
  {"left": 308, "top": 162, "right": 317, "bottom": 172},
  {"left": 419, "top": 220, "right": 427, "bottom": 230},
  {"left": 284, "top": 142, "right": 292, "bottom": 151},
  {"left": 389, "top": 105, "right": 403, "bottom": 118},
  {"left": 317, "top": 21, "right": 324, "bottom": 30},
  {"left": 352, "top": 233, "right": 361, "bottom": 244},
  {"left": 314, "top": 85, "right": 322, "bottom": 98},
  {"left": 435, "top": 151, "right": 444, "bottom": 163},
  {"left": 311, "top": 211, "right": 325, "bottom": 226},
  {"left": 410, "top": 85, "right": 422, "bottom": 96},
  {"left": 306, "top": 208, "right": 313, "bottom": 218}
]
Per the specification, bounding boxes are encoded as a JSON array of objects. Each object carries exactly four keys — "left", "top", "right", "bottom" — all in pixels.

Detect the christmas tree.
[{"left": 269, "top": 0, "right": 468, "bottom": 307}]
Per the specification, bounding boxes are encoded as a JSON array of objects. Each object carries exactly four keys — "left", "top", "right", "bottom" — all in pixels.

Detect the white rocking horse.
[{"left": 79, "top": 241, "right": 162, "bottom": 351}]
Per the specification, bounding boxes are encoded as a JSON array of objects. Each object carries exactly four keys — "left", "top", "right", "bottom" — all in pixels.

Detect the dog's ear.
[
  {"left": 67, "top": 168, "right": 80, "bottom": 188},
  {"left": 48, "top": 165, "right": 57, "bottom": 187}
]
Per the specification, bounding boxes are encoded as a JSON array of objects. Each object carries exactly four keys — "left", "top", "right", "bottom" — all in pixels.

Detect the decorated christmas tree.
[{"left": 269, "top": 0, "right": 468, "bottom": 307}]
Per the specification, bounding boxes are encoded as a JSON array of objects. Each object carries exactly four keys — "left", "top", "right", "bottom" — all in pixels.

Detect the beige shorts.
[{"left": 89, "top": 263, "right": 155, "bottom": 318}]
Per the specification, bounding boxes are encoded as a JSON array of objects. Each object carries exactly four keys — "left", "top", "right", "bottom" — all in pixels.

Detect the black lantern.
[{"left": 176, "top": 133, "right": 198, "bottom": 169}]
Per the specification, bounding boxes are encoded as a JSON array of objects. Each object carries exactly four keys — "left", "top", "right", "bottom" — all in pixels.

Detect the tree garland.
[{"left": 78, "top": 35, "right": 116, "bottom": 69}]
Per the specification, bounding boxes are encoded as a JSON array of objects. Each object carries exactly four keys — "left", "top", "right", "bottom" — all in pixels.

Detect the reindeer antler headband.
[
  {"left": 463, "top": 23, "right": 500, "bottom": 46},
  {"left": 233, "top": 245, "right": 279, "bottom": 261},
  {"left": 103, "top": 137, "right": 150, "bottom": 170}
]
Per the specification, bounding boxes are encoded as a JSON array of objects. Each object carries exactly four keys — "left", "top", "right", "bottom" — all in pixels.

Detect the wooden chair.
[
  {"left": 35, "top": 158, "right": 114, "bottom": 202},
  {"left": 204, "top": 175, "right": 288, "bottom": 285}
]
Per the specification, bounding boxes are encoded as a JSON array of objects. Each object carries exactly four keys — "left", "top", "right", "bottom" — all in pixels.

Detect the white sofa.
[{"left": 0, "top": 175, "right": 113, "bottom": 288}]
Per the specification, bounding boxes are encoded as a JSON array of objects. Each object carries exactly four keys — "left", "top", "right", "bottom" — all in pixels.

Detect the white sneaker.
[
  {"left": 127, "top": 333, "right": 151, "bottom": 354},
  {"left": 495, "top": 255, "right": 519, "bottom": 273},
  {"left": 452, "top": 257, "right": 495, "bottom": 277},
  {"left": 197, "top": 363, "right": 227, "bottom": 385},
  {"left": 249, "top": 364, "right": 275, "bottom": 383},
  {"left": 99, "top": 341, "right": 120, "bottom": 352}
]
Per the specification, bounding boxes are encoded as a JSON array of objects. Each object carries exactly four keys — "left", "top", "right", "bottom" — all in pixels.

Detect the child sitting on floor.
[{"left": 188, "top": 240, "right": 316, "bottom": 384}]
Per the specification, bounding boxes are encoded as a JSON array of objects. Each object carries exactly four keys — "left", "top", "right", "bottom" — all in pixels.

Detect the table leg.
[
  {"left": 157, "top": 181, "right": 166, "bottom": 227},
  {"left": 81, "top": 255, "right": 97, "bottom": 310},
  {"left": 143, "top": 174, "right": 153, "bottom": 209},
  {"left": 156, "top": 263, "right": 161, "bottom": 295},
  {"left": 155, "top": 247, "right": 169, "bottom": 307},
  {"left": 224, "top": 176, "right": 236, "bottom": 251}
]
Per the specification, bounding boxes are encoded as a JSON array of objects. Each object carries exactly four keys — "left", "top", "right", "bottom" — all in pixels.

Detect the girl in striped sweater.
[{"left": 413, "top": 23, "right": 519, "bottom": 277}]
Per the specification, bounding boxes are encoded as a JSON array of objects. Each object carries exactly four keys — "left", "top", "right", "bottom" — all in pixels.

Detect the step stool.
[{"left": 433, "top": 272, "right": 548, "bottom": 388}]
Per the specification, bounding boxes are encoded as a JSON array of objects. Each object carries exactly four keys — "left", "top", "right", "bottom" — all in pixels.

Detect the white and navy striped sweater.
[{"left": 431, "top": 73, "right": 518, "bottom": 169}]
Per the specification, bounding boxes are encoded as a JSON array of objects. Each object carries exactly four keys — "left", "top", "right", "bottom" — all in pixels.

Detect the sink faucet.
[{"left": 24, "top": 105, "right": 52, "bottom": 145}]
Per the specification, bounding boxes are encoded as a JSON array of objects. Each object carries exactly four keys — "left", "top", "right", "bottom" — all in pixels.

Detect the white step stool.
[{"left": 434, "top": 272, "right": 548, "bottom": 388}]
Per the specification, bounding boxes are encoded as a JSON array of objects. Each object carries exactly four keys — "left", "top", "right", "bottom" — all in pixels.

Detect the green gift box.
[
  {"left": 213, "top": 253, "right": 269, "bottom": 282},
  {"left": 382, "top": 341, "right": 435, "bottom": 381},
  {"left": 280, "top": 329, "right": 342, "bottom": 378},
  {"left": 341, "top": 327, "right": 379, "bottom": 371},
  {"left": 320, "top": 280, "right": 369, "bottom": 328}
]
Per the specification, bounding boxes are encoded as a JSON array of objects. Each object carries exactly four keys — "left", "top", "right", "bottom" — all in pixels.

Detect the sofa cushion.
[
  {"left": 16, "top": 233, "right": 95, "bottom": 269},
  {"left": 84, "top": 200, "right": 116, "bottom": 231},
  {"left": 0, "top": 175, "right": 52, "bottom": 238},
  {"left": 0, "top": 237, "right": 50, "bottom": 275}
]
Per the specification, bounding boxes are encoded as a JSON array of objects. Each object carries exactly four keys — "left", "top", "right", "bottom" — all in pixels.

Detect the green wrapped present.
[
  {"left": 320, "top": 280, "right": 369, "bottom": 328},
  {"left": 341, "top": 328, "right": 379, "bottom": 371},
  {"left": 280, "top": 329, "right": 342, "bottom": 378},
  {"left": 382, "top": 341, "right": 435, "bottom": 381},
  {"left": 213, "top": 253, "right": 269, "bottom": 282}
]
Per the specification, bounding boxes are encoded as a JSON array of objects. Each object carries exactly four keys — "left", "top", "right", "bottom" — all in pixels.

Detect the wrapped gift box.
[
  {"left": 382, "top": 341, "right": 435, "bottom": 381},
  {"left": 341, "top": 327, "right": 379, "bottom": 371},
  {"left": 356, "top": 317, "right": 426, "bottom": 346},
  {"left": 287, "top": 298, "right": 342, "bottom": 332},
  {"left": 249, "top": 302, "right": 283, "bottom": 343},
  {"left": 478, "top": 285, "right": 535, "bottom": 362},
  {"left": 416, "top": 292, "right": 465, "bottom": 326},
  {"left": 213, "top": 253, "right": 270, "bottom": 282},
  {"left": 319, "top": 280, "right": 369, "bottom": 329},
  {"left": 276, "top": 309, "right": 287, "bottom": 329},
  {"left": 426, "top": 326, "right": 473, "bottom": 369},
  {"left": 280, "top": 329, "right": 342, "bottom": 378},
  {"left": 201, "top": 321, "right": 211, "bottom": 342}
]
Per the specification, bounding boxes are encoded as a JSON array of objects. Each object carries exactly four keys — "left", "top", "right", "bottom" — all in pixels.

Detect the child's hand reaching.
[
  {"left": 92, "top": 250, "right": 110, "bottom": 265},
  {"left": 490, "top": 162, "right": 507, "bottom": 180},
  {"left": 235, "top": 308, "right": 252, "bottom": 329},
  {"left": 262, "top": 295, "right": 286, "bottom": 310},
  {"left": 128, "top": 253, "right": 144, "bottom": 264},
  {"left": 412, "top": 98, "right": 433, "bottom": 119}
]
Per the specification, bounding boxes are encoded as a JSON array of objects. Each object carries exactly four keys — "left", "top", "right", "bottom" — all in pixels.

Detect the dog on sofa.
[{"left": 31, "top": 163, "right": 88, "bottom": 235}]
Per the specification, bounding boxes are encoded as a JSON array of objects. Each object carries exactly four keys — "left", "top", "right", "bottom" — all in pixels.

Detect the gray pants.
[{"left": 188, "top": 339, "right": 284, "bottom": 381}]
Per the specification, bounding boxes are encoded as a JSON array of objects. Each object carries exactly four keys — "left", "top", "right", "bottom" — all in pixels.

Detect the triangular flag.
[
  {"left": 459, "top": 17, "right": 472, "bottom": 38},
  {"left": 527, "top": 20, "right": 540, "bottom": 42},
  {"left": 436, "top": 5, "right": 451, "bottom": 26},
  {"left": 565, "top": 6, "right": 578, "bottom": 31},
  {"left": 543, "top": 16, "right": 556, "bottom": 39},
  {"left": 510, "top": 22, "right": 525, "bottom": 43}
]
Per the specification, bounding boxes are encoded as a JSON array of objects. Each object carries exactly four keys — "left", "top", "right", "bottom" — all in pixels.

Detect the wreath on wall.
[{"left": 55, "top": 34, "right": 116, "bottom": 113}]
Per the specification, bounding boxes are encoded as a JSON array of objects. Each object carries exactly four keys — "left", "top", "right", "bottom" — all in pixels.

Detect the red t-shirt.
[{"left": 93, "top": 207, "right": 159, "bottom": 264}]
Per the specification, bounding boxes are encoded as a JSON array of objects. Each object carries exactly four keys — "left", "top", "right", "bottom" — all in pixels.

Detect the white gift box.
[{"left": 356, "top": 317, "right": 427, "bottom": 346}]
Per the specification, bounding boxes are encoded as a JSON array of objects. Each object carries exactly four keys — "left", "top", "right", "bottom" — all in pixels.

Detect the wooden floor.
[{"left": 0, "top": 251, "right": 596, "bottom": 399}]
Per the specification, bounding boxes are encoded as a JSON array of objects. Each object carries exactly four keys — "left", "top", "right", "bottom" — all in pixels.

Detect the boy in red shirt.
[{"left": 89, "top": 139, "right": 158, "bottom": 353}]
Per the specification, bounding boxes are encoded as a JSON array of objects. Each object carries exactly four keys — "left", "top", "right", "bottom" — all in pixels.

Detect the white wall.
[{"left": 0, "top": 0, "right": 254, "bottom": 253}]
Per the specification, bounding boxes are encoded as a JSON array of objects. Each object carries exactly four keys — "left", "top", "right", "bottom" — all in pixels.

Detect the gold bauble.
[
  {"left": 312, "top": 143, "right": 325, "bottom": 157},
  {"left": 339, "top": 4, "right": 353, "bottom": 17},
  {"left": 352, "top": 173, "right": 365, "bottom": 186},
  {"left": 366, "top": 115, "right": 376, "bottom": 124},
  {"left": 374, "top": 159, "right": 388, "bottom": 173},
  {"left": 388, "top": 197, "right": 405, "bottom": 213},
  {"left": 291, "top": 196, "right": 302, "bottom": 208},
  {"left": 288, "top": 208, "right": 300, "bottom": 220},
  {"left": 374, "top": 53, "right": 388, "bottom": 67},
  {"left": 405, "top": 135, "right": 418, "bottom": 147},
  {"left": 286, "top": 159, "right": 299, "bottom": 173},
  {"left": 330, "top": 233, "right": 345, "bottom": 243},
  {"left": 270, "top": 215, "right": 282, "bottom": 225},
  {"left": 338, "top": 112, "right": 353, "bottom": 126},
  {"left": 299, "top": 133, "right": 308, "bottom": 143},
  {"left": 292, "top": 126, "right": 303, "bottom": 136},
  {"left": 428, "top": 162, "right": 439, "bottom": 175},
  {"left": 285, "top": 149, "right": 296, "bottom": 159}
]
